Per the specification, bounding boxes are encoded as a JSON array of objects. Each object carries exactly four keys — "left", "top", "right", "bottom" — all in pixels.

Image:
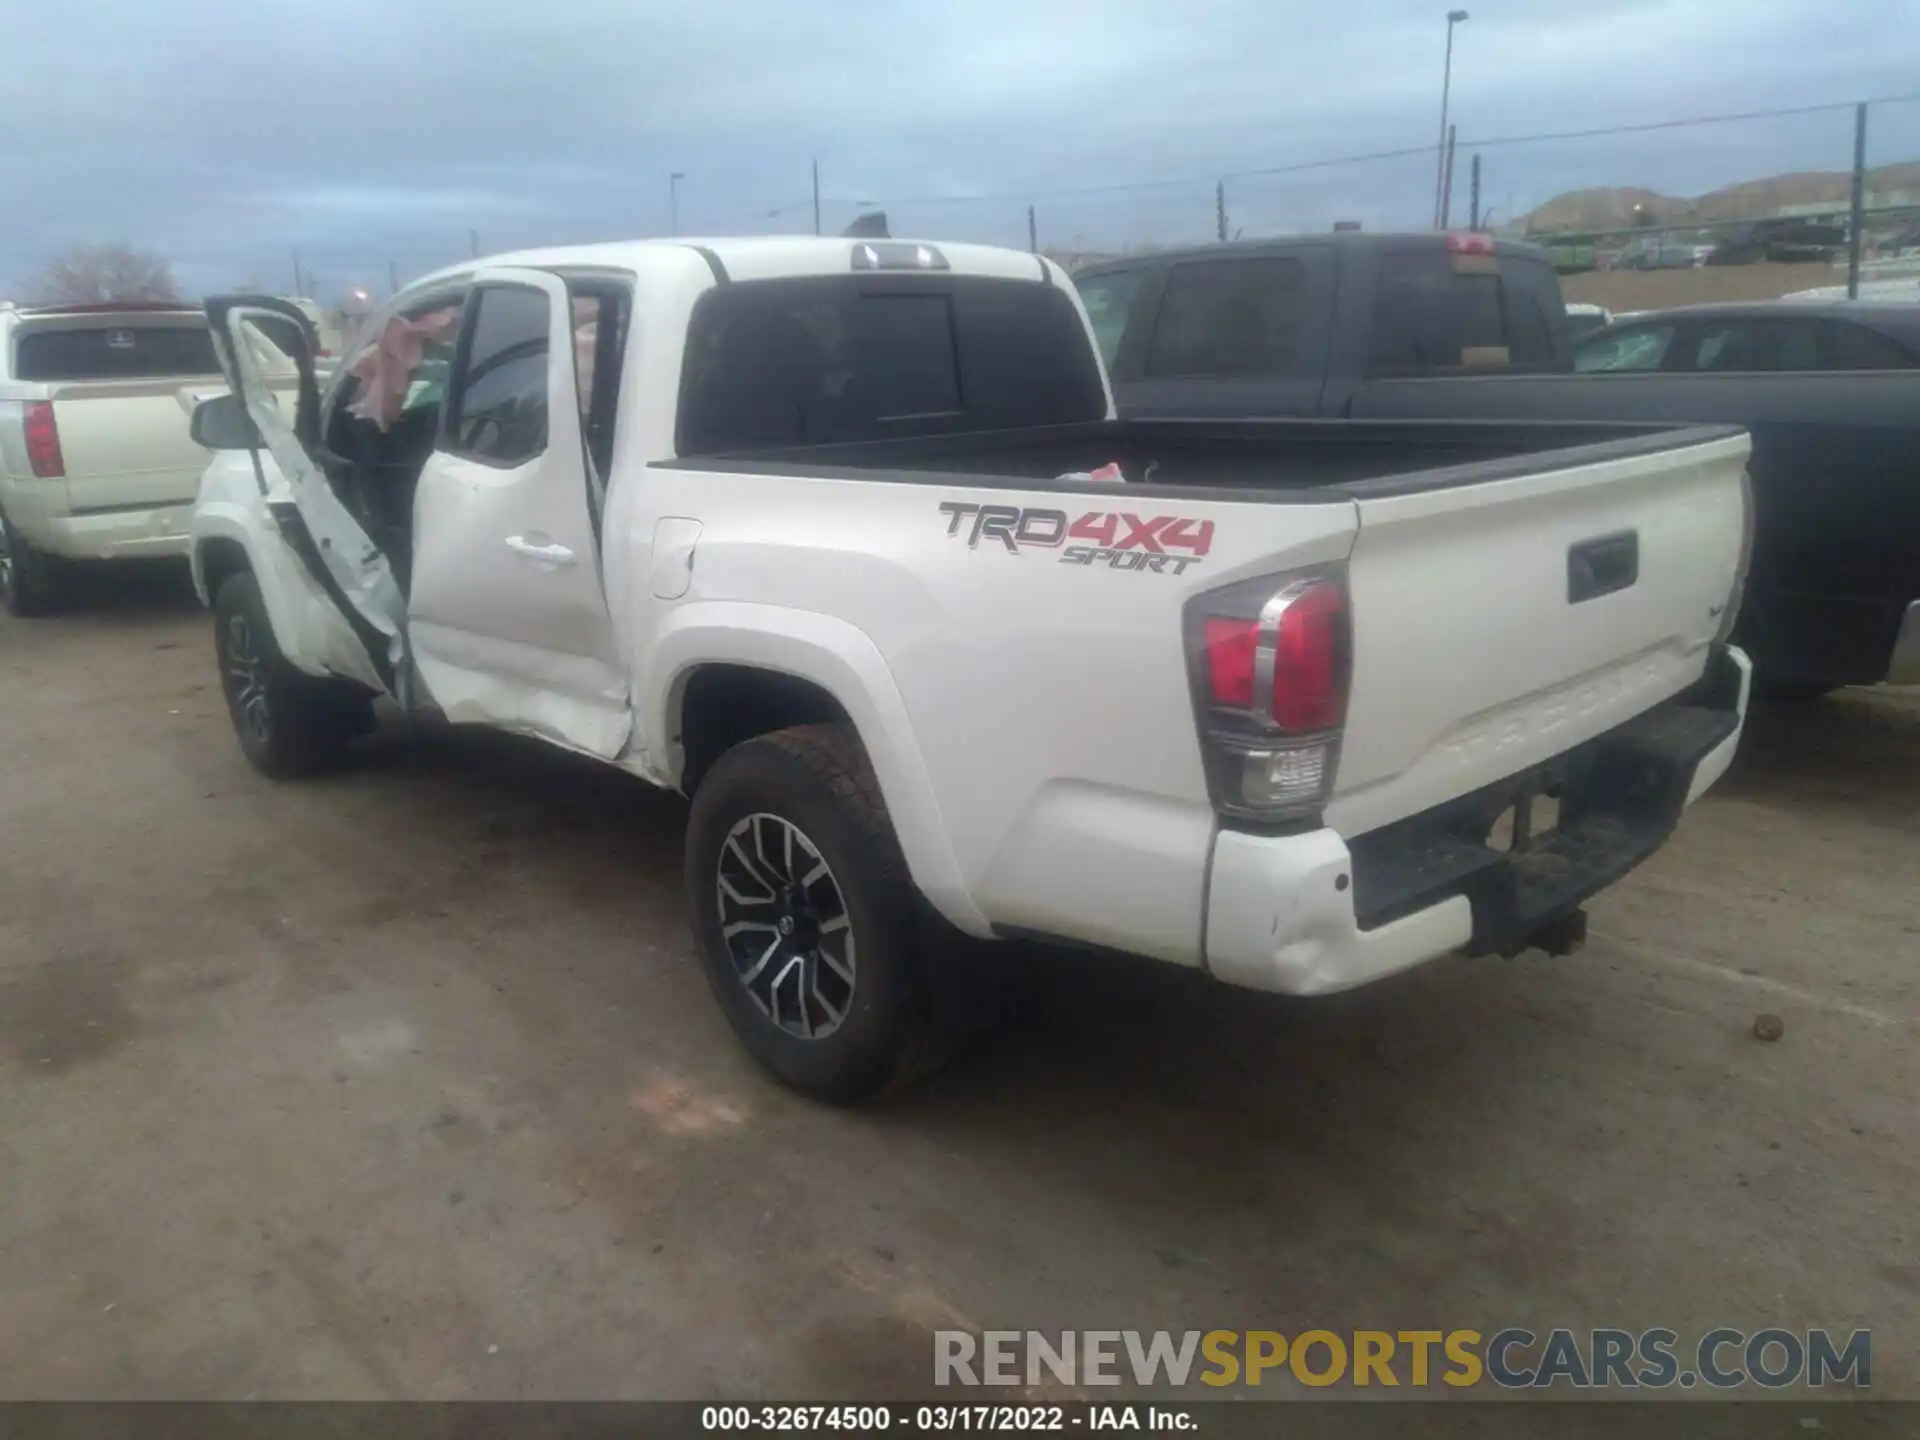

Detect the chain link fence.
[{"left": 175, "top": 94, "right": 1920, "bottom": 308}]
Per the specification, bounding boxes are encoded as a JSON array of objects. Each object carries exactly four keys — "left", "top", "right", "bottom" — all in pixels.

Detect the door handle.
[
  {"left": 1568, "top": 530, "right": 1638, "bottom": 603},
  {"left": 505, "top": 535, "right": 577, "bottom": 568}
]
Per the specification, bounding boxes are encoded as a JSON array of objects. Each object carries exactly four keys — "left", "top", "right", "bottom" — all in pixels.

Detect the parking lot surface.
[{"left": 1, "top": 572, "right": 1916, "bottom": 1400}]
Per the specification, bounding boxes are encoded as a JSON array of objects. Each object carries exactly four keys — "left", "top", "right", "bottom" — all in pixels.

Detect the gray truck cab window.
[
  {"left": 1144, "top": 257, "right": 1305, "bottom": 377},
  {"left": 448, "top": 286, "right": 550, "bottom": 467},
  {"left": 1369, "top": 249, "right": 1562, "bottom": 374},
  {"left": 1076, "top": 270, "right": 1147, "bottom": 370}
]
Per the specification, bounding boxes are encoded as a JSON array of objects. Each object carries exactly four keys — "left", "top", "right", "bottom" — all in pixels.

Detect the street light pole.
[
  {"left": 1433, "top": 9, "right": 1469, "bottom": 229},
  {"left": 669, "top": 171, "right": 686, "bottom": 237}
]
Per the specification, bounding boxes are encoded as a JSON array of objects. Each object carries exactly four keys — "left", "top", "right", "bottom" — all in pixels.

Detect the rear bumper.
[
  {"left": 40, "top": 505, "right": 195, "bottom": 561},
  {"left": 1204, "top": 646, "right": 1750, "bottom": 996},
  {"left": 1890, "top": 602, "right": 1920, "bottom": 685}
]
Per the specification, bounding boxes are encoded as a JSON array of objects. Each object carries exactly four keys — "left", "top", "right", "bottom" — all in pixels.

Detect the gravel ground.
[
  {"left": 0, "top": 566, "right": 1915, "bottom": 1402},
  {"left": 1560, "top": 261, "right": 1837, "bottom": 311}
]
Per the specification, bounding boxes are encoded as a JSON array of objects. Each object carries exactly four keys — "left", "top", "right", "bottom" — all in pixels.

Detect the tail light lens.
[
  {"left": 1186, "top": 570, "right": 1351, "bottom": 823},
  {"left": 24, "top": 401, "right": 64, "bottom": 478},
  {"left": 1445, "top": 231, "right": 1496, "bottom": 255}
]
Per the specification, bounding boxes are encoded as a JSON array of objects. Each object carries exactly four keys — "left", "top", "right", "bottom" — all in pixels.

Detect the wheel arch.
[
  {"left": 645, "top": 604, "right": 988, "bottom": 937},
  {"left": 193, "top": 506, "right": 388, "bottom": 694}
]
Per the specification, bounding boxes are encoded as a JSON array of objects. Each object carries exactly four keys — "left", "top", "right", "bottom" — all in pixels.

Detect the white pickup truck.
[
  {"left": 0, "top": 303, "right": 240, "bottom": 614},
  {"left": 189, "top": 237, "right": 1753, "bottom": 1101}
]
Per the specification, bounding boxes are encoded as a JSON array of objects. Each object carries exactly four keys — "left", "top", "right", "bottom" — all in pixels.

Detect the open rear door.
[
  {"left": 403, "top": 268, "right": 631, "bottom": 759},
  {"left": 204, "top": 296, "right": 405, "bottom": 692}
]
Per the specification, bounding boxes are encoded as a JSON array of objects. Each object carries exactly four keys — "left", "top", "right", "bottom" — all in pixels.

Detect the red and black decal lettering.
[
  {"left": 940, "top": 501, "right": 1212, "bottom": 574},
  {"left": 1067, "top": 512, "right": 1118, "bottom": 547}
]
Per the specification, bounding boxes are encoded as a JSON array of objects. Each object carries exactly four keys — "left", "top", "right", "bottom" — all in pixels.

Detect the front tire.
[
  {"left": 1, "top": 511, "right": 63, "bottom": 618},
  {"left": 213, "top": 572, "right": 372, "bottom": 778},
  {"left": 685, "top": 724, "right": 925, "bottom": 1103}
]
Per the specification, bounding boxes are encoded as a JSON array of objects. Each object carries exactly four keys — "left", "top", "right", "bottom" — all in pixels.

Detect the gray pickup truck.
[{"left": 1075, "top": 233, "right": 1920, "bottom": 695}]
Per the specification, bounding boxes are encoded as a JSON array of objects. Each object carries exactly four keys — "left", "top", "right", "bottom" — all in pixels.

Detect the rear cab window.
[
  {"left": 1369, "top": 245, "right": 1567, "bottom": 376},
  {"left": 1144, "top": 256, "right": 1305, "bottom": 377},
  {"left": 675, "top": 274, "right": 1106, "bottom": 456},
  {"left": 12, "top": 317, "right": 221, "bottom": 381}
]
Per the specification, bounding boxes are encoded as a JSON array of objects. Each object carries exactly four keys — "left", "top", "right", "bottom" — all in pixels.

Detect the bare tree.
[{"left": 28, "top": 244, "right": 179, "bottom": 305}]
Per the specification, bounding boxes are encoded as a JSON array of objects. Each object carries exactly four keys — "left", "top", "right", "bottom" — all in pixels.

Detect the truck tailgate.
[
  {"left": 1326, "top": 430, "right": 1750, "bottom": 839},
  {"left": 52, "top": 381, "right": 212, "bottom": 512}
]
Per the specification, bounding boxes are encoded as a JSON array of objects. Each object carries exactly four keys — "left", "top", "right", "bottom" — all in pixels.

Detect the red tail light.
[
  {"left": 1203, "top": 617, "right": 1258, "bottom": 706},
  {"left": 1445, "top": 231, "right": 1496, "bottom": 255},
  {"left": 24, "top": 401, "right": 64, "bottom": 478},
  {"left": 1271, "top": 581, "right": 1345, "bottom": 730},
  {"left": 1188, "top": 572, "right": 1350, "bottom": 822}
]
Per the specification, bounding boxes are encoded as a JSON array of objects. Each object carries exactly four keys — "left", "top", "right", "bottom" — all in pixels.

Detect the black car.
[
  {"left": 1074, "top": 229, "right": 1920, "bottom": 693},
  {"left": 1706, "top": 219, "right": 1847, "bottom": 266}
]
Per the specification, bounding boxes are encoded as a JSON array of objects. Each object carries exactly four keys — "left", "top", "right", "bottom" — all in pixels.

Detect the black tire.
[
  {"left": 685, "top": 723, "right": 926, "bottom": 1103},
  {"left": 1, "top": 510, "right": 63, "bottom": 618},
  {"left": 213, "top": 572, "right": 373, "bottom": 778},
  {"left": 1754, "top": 676, "right": 1841, "bottom": 702}
]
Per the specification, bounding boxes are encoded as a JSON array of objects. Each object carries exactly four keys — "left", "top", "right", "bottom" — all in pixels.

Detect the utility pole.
[
  {"left": 1027, "top": 204, "right": 1038, "bottom": 253},
  {"left": 812, "top": 159, "right": 822, "bottom": 236},
  {"left": 1847, "top": 102, "right": 1868, "bottom": 299},
  {"left": 290, "top": 249, "right": 302, "bottom": 296},
  {"left": 1434, "top": 9, "right": 1470, "bottom": 228},
  {"left": 389, "top": 260, "right": 400, "bottom": 294},
  {"left": 469, "top": 229, "right": 480, "bottom": 259},
  {"left": 1216, "top": 180, "right": 1228, "bottom": 243},
  {"left": 1440, "top": 124, "right": 1458, "bottom": 229},
  {"left": 1469, "top": 153, "right": 1482, "bottom": 230}
]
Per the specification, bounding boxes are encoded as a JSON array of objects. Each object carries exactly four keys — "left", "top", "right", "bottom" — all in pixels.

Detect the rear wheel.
[
  {"left": 213, "top": 572, "right": 374, "bottom": 778},
  {"left": 685, "top": 724, "right": 926, "bottom": 1103},
  {"left": 0, "top": 511, "right": 63, "bottom": 618}
]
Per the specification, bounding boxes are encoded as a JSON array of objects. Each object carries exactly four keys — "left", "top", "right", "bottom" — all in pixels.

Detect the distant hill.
[{"left": 1520, "top": 160, "right": 1920, "bottom": 234}]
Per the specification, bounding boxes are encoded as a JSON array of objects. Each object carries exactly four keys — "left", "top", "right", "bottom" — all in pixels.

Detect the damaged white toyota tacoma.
[{"left": 188, "top": 236, "right": 1752, "bottom": 1101}]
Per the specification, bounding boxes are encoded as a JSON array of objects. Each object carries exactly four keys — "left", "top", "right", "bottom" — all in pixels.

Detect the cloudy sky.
[{"left": 3, "top": 0, "right": 1916, "bottom": 300}]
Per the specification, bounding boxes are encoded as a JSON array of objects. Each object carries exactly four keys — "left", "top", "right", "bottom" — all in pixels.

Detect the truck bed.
[{"left": 670, "top": 416, "right": 1739, "bottom": 498}]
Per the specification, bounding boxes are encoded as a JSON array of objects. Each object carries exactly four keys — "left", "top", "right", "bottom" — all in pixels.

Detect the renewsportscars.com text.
[{"left": 934, "top": 1328, "right": 1871, "bottom": 1390}]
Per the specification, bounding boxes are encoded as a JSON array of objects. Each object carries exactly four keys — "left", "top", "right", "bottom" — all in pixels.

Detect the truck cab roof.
[
  {"left": 1072, "top": 232, "right": 1556, "bottom": 279},
  {"left": 402, "top": 235, "right": 1063, "bottom": 295}
]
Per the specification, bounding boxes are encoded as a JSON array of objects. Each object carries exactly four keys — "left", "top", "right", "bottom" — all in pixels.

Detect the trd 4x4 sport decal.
[{"left": 938, "top": 502, "right": 1214, "bottom": 576}]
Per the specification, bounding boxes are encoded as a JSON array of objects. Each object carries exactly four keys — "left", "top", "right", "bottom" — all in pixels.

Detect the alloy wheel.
[
  {"left": 224, "top": 612, "right": 272, "bottom": 748},
  {"left": 715, "top": 812, "right": 856, "bottom": 1039}
]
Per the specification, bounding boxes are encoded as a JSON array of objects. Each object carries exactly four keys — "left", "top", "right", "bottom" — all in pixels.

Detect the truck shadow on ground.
[
  {"left": 332, "top": 687, "right": 1916, "bottom": 1151},
  {"left": 1719, "top": 687, "right": 1920, "bottom": 823},
  {"left": 344, "top": 720, "right": 1637, "bottom": 1181},
  {"left": 36, "top": 558, "right": 202, "bottom": 620}
]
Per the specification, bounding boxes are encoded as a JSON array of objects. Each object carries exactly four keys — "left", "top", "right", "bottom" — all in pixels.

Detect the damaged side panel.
[{"left": 403, "top": 267, "right": 632, "bottom": 759}]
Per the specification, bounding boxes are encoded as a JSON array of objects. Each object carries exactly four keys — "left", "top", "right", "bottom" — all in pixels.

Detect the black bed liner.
[{"left": 655, "top": 416, "right": 1744, "bottom": 505}]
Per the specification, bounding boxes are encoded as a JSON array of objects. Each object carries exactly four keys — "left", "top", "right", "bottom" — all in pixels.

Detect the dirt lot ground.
[
  {"left": 1561, "top": 261, "right": 1836, "bottom": 312},
  {"left": 1, "top": 567, "right": 1916, "bottom": 1402}
]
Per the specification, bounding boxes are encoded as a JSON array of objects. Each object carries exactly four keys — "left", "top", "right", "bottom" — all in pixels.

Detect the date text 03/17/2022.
[{"left": 700, "top": 1404, "right": 1195, "bottom": 1432}]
